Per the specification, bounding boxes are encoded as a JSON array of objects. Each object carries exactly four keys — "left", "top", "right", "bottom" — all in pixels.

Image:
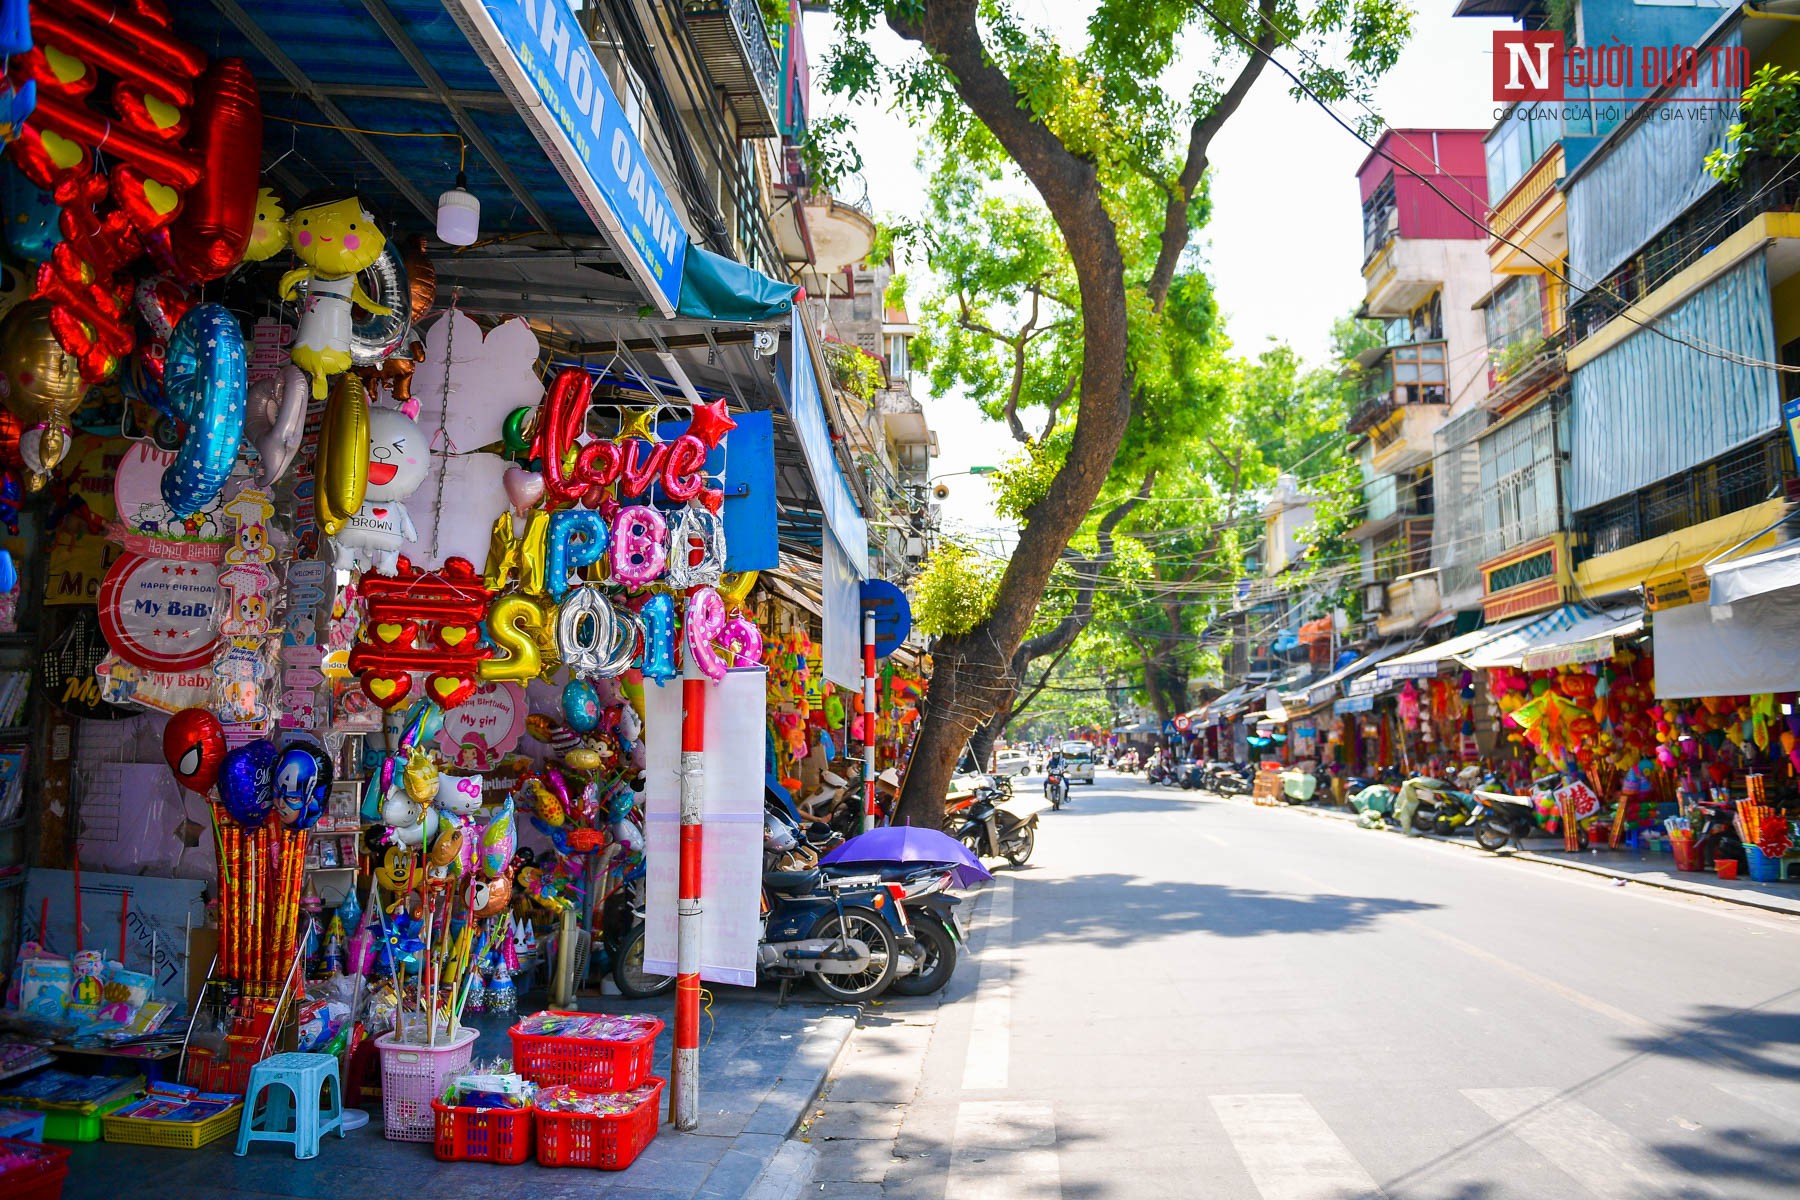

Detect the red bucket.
[
  {"left": 1716, "top": 859, "right": 1740, "bottom": 881},
  {"left": 1671, "top": 840, "right": 1702, "bottom": 872}
]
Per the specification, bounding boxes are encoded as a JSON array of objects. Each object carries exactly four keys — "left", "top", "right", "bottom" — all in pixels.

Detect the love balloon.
[{"left": 533, "top": 368, "right": 721, "bottom": 510}]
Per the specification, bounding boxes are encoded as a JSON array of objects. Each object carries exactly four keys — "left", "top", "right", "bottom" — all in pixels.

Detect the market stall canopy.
[
  {"left": 1202, "top": 684, "right": 1251, "bottom": 721},
  {"left": 1705, "top": 539, "right": 1800, "bottom": 606},
  {"left": 1112, "top": 719, "right": 1161, "bottom": 735},
  {"left": 1458, "top": 604, "right": 1645, "bottom": 671},
  {"left": 1293, "top": 641, "right": 1413, "bottom": 708},
  {"left": 1374, "top": 617, "right": 1533, "bottom": 683}
]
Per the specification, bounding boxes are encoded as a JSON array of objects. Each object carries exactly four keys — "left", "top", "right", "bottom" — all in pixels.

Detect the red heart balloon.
[
  {"left": 110, "top": 164, "right": 185, "bottom": 234},
  {"left": 111, "top": 84, "right": 190, "bottom": 143},
  {"left": 427, "top": 672, "right": 477, "bottom": 710},
  {"left": 360, "top": 671, "right": 414, "bottom": 710},
  {"left": 699, "top": 487, "right": 724, "bottom": 515}
]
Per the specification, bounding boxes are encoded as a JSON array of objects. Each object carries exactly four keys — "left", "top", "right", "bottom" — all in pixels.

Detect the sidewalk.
[
  {"left": 1257, "top": 794, "right": 1800, "bottom": 918},
  {"left": 61, "top": 987, "right": 856, "bottom": 1200}
]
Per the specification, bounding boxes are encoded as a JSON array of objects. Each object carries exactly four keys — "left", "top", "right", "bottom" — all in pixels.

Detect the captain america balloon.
[{"left": 273, "top": 741, "right": 333, "bottom": 830}]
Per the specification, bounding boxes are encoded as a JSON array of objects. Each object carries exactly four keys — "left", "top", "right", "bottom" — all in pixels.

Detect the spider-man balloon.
[{"left": 162, "top": 707, "right": 225, "bottom": 794}]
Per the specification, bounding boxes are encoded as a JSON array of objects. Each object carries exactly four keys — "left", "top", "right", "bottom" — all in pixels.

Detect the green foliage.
[
  {"left": 758, "top": 0, "right": 789, "bottom": 33},
  {"left": 913, "top": 541, "right": 1003, "bottom": 636},
  {"left": 1707, "top": 64, "right": 1800, "bottom": 185},
  {"left": 1490, "top": 332, "right": 1546, "bottom": 383},
  {"left": 991, "top": 435, "right": 1072, "bottom": 521},
  {"left": 822, "top": 339, "right": 883, "bottom": 401}
]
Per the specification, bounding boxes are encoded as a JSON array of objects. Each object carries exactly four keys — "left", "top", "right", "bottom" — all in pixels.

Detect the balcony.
[
  {"left": 1361, "top": 237, "right": 1447, "bottom": 318},
  {"left": 1373, "top": 568, "right": 1441, "bottom": 639},
  {"left": 685, "top": 0, "right": 782, "bottom": 138},
  {"left": 1487, "top": 144, "right": 1566, "bottom": 275},
  {"left": 1346, "top": 341, "right": 1449, "bottom": 473},
  {"left": 1482, "top": 328, "right": 1567, "bottom": 416}
]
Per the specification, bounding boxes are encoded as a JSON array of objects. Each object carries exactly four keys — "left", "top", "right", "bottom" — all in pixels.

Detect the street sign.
[
  {"left": 859, "top": 580, "right": 912, "bottom": 659},
  {"left": 1173, "top": 713, "right": 1191, "bottom": 733}
]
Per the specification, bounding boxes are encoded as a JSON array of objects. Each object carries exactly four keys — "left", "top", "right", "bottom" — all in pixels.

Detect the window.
[
  {"left": 1485, "top": 275, "right": 1547, "bottom": 354},
  {"left": 886, "top": 334, "right": 910, "bottom": 382},
  {"left": 1362, "top": 173, "right": 1397, "bottom": 265},
  {"left": 1389, "top": 341, "right": 1447, "bottom": 404},
  {"left": 1479, "top": 396, "right": 1562, "bottom": 556},
  {"left": 851, "top": 292, "right": 873, "bottom": 322}
]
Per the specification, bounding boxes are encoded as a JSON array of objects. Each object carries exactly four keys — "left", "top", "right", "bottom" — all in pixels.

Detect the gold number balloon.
[
  {"left": 316, "top": 372, "right": 369, "bottom": 535},
  {"left": 0, "top": 300, "right": 86, "bottom": 491}
]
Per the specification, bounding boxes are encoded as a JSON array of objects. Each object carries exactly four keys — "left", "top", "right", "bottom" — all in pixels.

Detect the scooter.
[
  {"left": 1145, "top": 759, "right": 1174, "bottom": 785},
  {"left": 1044, "top": 768, "right": 1069, "bottom": 810},
  {"left": 759, "top": 866, "right": 914, "bottom": 1002},
  {"left": 1467, "top": 783, "right": 1540, "bottom": 851},
  {"left": 1693, "top": 799, "right": 1748, "bottom": 870},
  {"left": 1205, "top": 761, "right": 1252, "bottom": 795},
  {"left": 820, "top": 862, "right": 965, "bottom": 995},
  {"left": 951, "top": 788, "right": 1044, "bottom": 868},
  {"left": 1394, "top": 765, "right": 1486, "bottom": 835}
]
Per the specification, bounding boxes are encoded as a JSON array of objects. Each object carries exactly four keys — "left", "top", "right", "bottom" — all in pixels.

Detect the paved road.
[{"left": 811, "top": 768, "right": 1800, "bottom": 1199}]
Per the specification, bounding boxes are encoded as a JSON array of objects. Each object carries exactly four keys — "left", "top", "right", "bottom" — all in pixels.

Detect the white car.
[
  {"left": 1057, "top": 744, "right": 1096, "bottom": 785},
  {"left": 993, "top": 749, "right": 1032, "bottom": 777}
]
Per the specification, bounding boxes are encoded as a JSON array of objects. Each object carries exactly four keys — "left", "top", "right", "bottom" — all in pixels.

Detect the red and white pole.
[
  {"left": 862, "top": 609, "right": 878, "bottom": 833},
  {"left": 673, "top": 658, "right": 705, "bottom": 1130}
]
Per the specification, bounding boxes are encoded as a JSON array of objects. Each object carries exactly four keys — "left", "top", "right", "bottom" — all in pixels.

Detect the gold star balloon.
[{"left": 614, "top": 407, "right": 657, "bottom": 443}]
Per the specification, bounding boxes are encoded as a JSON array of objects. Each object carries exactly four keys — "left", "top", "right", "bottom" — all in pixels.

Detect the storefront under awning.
[
  {"left": 1657, "top": 539, "right": 1800, "bottom": 697},
  {"left": 1706, "top": 538, "right": 1800, "bottom": 605},
  {"left": 1458, "top": 604, "right": 1644, "bottom": 670},
  {"left": 1296, "top": 641, "right": 1413, "bottom": 708},
  {"left": 1375, "top": 616, "right": 1533, "bottom": 683}
]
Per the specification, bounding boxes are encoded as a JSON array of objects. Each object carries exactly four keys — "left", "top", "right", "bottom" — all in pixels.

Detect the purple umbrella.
[{"left": 820, "top": 825, "right": 994, "bottom": 889}]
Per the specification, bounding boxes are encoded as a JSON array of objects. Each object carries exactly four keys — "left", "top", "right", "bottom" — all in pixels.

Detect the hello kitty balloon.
[{"left": 331, "top": 406, "right": 428, "bottom": 575}]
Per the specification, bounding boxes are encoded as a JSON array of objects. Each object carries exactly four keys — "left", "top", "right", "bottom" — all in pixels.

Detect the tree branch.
[
  {"left": 1039, "top": 372, "right": 1078, "bottom": 442},
  {"left": 1147, "top": 0, "right": 1281, "bottom": 310}
]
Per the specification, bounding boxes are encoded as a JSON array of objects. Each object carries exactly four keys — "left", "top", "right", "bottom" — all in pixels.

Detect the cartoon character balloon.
[
  {"left": 273, "top": 741, "right": 332, "bottom": 830},
  {"left": 163, "top": 707, "right": 226, "bottom": 793},
  {"left": 330, "top": 405, "right": 427, "bottom": 574},
  {"left": 278, "top": 190, "right": 391, "bottom": 399},
  {"left": 0, "top": 301, "right": 85, "bottom": 491}
]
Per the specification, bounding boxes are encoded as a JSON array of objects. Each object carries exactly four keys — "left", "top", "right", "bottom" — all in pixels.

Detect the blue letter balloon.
[
  {"left": 161, "top": 303, "right": 248, "bottom": 517},
  {"left": 639, "top": 592, "right": 677, "bottom": 683},
  {"left": 544, "top": 509, "right": 609, "bottom": 601}
]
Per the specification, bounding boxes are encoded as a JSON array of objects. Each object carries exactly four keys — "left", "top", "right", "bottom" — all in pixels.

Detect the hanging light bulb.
[{"left": 437, "top": 171, "right": 480, "bottom": 246}]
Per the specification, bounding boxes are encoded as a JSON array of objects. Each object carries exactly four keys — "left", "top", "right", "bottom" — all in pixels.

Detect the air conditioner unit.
[{"left": 1363, "top": 580, "right": 1389, "bottom": 615}]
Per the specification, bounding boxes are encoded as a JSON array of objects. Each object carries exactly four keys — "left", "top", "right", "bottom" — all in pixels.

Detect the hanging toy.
[
  {"left": 278, "top": 189, "right": 392, "bottom": 399},
  {"left": 331, "top": 405, "right": 426, "bottom": 575}
]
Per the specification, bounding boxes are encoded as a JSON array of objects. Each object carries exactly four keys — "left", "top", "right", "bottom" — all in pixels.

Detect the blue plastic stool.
[{"left": 235, "top": 1052, "right": 345, "bottom": 1159}]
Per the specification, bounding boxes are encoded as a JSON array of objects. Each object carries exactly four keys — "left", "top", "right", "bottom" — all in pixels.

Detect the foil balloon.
[
  {"left": 721, "top": 613, "right": 764, "bottom": 669},
  {"left": 480, "top": 797, "right": 516, "bottom": 878},
  {"left": 161, "top": 303, "right": 248, "bottom": 516},
  {"left": 609, "top": 505, "right": 667, "bottom": 587},
  {"left": 390, "top": 798, "right": 440, "bottom": 848},
  {"left": 403, "top": 746, "right": 440, "bottom": 803},
  {"left": 331, "top": 404, "right": 426, "bottom": 575},
  {"left": 563, "top": 679, "right": 600, "bottom": 733},
  {"left": 273, "top": 742, "right": 332, "bottom": 830},
  {"left": 556, "top": 586, "right": 615, "bottom": 676},
  {"left": 167, "top": 59, "right": 262, "bottom": 282},
  {"left": 639, "top": 593, "right": 676, "bottom": 683},
  {"left": 0, "top": 300, "right": 85, "bottom": 491},
  {"left": 502, "top": 467, "right": 544, "bottom": 515},
  {"left": 348, "top": 239, "right": 412, "bottom": 367},
  {"left": 685, "top": 586, "right": 729, "bottom": 683},
  {"left": 218, "top": 738, "right": 279, "bottom": 828},
  {"left": 427, "top": 821, "right": 463, "bottom": 869},
  {"left": 659, "top": 433, "right": 709, "bottom": 503},
  {"left": 544, "top": 508, "right": 608, "bottom": 600},
  {"left": 438, "top": 772, "right": 485, "bottom": 817},
  {"left": 242, "top": 188, "right": 288, "bottom": 263},
  {"left": 380, "top": 787, "right": 423, "bottom": 831},
  {"left": 665, "top": 503, "right": 726, "bottom": 590},
  {"left": 479, "top": 594, "right": 551, "bottom": 682},
  {"left": 163, "top": 707, "right": 226, "bottom": 793},
  {"left": 374, "top": 841, "right": 424, "bottom": 893},
  {"left": 0, "top": 161, "right": 60, "bottom": 263},
  {"left": 315, "top": 372, "right": 370, "bottom": 536},
  {"left": 279, "top": 190, "right": 391, "bottom": 399},
  {"left": 245, "top": 364, "right": 309, "bottom": 487},
  {"left": 466, "top": 871, "right": 512, "bottom": 918}
]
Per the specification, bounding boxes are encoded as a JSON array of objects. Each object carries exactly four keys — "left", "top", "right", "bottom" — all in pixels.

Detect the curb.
[{"left": 1236, "top": 791, "right": 1800, "bottom": 919}]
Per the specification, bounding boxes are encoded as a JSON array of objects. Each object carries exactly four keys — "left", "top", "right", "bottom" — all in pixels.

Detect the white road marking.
[
  {"left": 1714, "top": 1079, "right": 1800, "bottom": 1125},
  {"left": 1462, "top": 1087, "right": 1708, "bottom": 1200},
  {"left": 944, "top": 1100, "right": 1061, "bottom": 1200},
  {"left": 1202, "top": 832, "right": 1229, "bottom": 847},
  {"left": 1212, "top": 1094, "right": 1384, "bottom": 1200},
  {"left": 962, "top": 877, "right": 1014, "bottom": 1091}
]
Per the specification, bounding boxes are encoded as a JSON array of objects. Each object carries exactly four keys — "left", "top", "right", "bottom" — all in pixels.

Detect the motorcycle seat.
[{"left": 763, "top": 868, "right": 823, "bottom": 894}]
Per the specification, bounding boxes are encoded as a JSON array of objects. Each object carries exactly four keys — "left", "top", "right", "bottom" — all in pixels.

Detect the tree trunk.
[{"left": 969, "top": 711, "right": 1002, "bottom": 776}]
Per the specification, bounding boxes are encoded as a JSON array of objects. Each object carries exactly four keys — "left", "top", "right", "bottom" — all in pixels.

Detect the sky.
[{"left": 802, "top": 4, "right": 1513, "bottom": 542}]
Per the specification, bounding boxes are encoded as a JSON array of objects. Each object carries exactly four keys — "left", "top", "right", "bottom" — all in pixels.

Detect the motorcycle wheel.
[
  {"left": 613, "top": 923, "right": 676, "bottom": 998},
  {"left": 1003, "top": 822, "right": 1036, "bottom": 868},
  {"left": 809, "top": 906, "right": 898, "bottom": 1002},
  {"left": 1412, "top": 809, "right": 1438, "bottom": 834},
  {"left": 1474, "top": 821, "right": 1510, "bottom": 853},
  {"left": 889, "top": 916, "right": 957, "bottom": 996}
]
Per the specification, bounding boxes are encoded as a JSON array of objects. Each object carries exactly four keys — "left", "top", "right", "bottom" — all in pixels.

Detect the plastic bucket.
[
  {"left": 1716, "top": 859, "right": 1740, "bottom": 881},
  {"left": 1745, "top": 847, "right": 1784, "bottom": 883}
]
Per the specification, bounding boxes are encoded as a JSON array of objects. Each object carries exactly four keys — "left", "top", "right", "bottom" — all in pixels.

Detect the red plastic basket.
[
  {"left": 508, "top": 1013, "right": 663, "bottom": 1092},
  {"left": 0, "top": 1137, "right": 71, "bottom": 1200},
  {"left": 431, "top": 1100, "right": 533, "bottom": 1165},
  {"left": 1671, "top": 839, "right": 1702, "bottom": 872},
  {"left": 533, "top": 1079, "right": 663, "bottom": 1170}
]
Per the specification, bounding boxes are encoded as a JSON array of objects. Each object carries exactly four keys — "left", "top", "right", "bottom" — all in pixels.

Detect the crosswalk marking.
[
  {"left": 1461, "top": 1087, "right": 1706, "bottom": 1200},
  {"left": 962, "top": 877, "right": 1014, "bottom": 1091},
  {"left": 943, "top": 1100, "right": 1061, "bottom": 1200},
  {"left": 1212, "top": 1094, "right": 1384, "bottom": 1200}
]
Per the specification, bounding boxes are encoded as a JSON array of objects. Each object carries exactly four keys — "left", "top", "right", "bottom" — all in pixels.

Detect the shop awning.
[
  {"left": 1203, "top": 684, "right": 1252, "bottom": 721},
  {"left": 1295, "top": 641, "right": 1412, "bottom": 707},
  {"left": 1706, "top": 539, "right": 1800, "bottom": 606},
  {"left": 1459, "top": 604, "right": 1645, "bottom": 670},
  {"left": 678, "top": 245, "right": 800, "bottom": 323},
  {"left": 1112, "top": 719, "right": 1161, "bottom": 735},
  {"left": 1374, "top": 616, "right": 1534, "bottom": 683}
]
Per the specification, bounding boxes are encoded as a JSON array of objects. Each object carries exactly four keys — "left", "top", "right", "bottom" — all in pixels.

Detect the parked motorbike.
[
  {"left": 759, "top": 866, "right": 914, "bottom": 1001},
  {"left": 949, "top": 788, "right": 1042, "bottom": 867},
  {"left": 1204, "top": 761, "right": 1252, "bottom": 795},
  {"left": 1693, "top": 799, "right": 1748, "bottom": 870},
  {"left": 1145, "top": 759, "right": 1174, "bottom": 785},
  {"left": 1176, "top": 762, "right": 1205, "bottom": 790},
  {"left": 820, "top": 862, "right": 965, "bottom": 995},
  {"left": 1394, "top": 765, "right": 1487, "bottom": 835},
  {"left": 1467, "top": 781, "right": 1541, "bottom": 851}
]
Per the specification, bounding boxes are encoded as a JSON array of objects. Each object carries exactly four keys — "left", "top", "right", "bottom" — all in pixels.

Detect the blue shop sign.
[{"left": 454, "top": 0, "right": 689, "bottom": 314}]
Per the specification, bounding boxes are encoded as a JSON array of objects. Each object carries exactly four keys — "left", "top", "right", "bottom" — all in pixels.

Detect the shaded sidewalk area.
[{"left": 60, "top": 987, "right": 854, "bottom": 1200}]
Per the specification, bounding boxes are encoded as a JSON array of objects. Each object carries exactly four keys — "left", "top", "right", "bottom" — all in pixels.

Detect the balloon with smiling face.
[
  {"left": 277, "top": 190, "right": 392, "bottom": 399},
  {"left": 330, "top": 405, "right": 428, "bottom": 575}
]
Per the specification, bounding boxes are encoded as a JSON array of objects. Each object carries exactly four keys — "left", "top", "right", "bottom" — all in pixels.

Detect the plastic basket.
[
  {"left": 41, "top": 1095, "right": 134, "bottom": 1143},
  {"left": 508, "top": 1013, "right": 663, "bottom": 1092},
  {"left": 182, "top": 1034, "right": 270, "bottom": 1096},
  {"left": 375, "top": 1028, "right": 478, "bottom": 1143},
  {"left": 1671, "top": 839, "right": 1702, "bottom": 872},
  {"left": 1745, "top": 847, "right": 1784, "bottom": 883},
  {"left": 102, "top": 1102, "right": 242, "bottom": 1149},
  {"left": 532, "top": 1078, "right": 663, "bottom": 1170},
  {"left": 431, "top": 1100, "right": 533, "bottom": 1164},
  {"left": 1716, "top": 858, "right": 1740, "bottom": 880},
  {"left": 0, "top": 1137, "right": 71, "bottom": 1200},
  {"left": 0, "top": 1110, "right": 44, "bottom": 1142}
]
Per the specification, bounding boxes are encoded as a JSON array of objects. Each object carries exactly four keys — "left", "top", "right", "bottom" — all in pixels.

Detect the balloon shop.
[{"left": 0, "top": 0, "right": 913, "bottom": 1186}]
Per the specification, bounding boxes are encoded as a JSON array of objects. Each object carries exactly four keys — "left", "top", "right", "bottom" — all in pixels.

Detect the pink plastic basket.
[{"left": 375, "top": 1028, "right": 478, "bottom": 1142}]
